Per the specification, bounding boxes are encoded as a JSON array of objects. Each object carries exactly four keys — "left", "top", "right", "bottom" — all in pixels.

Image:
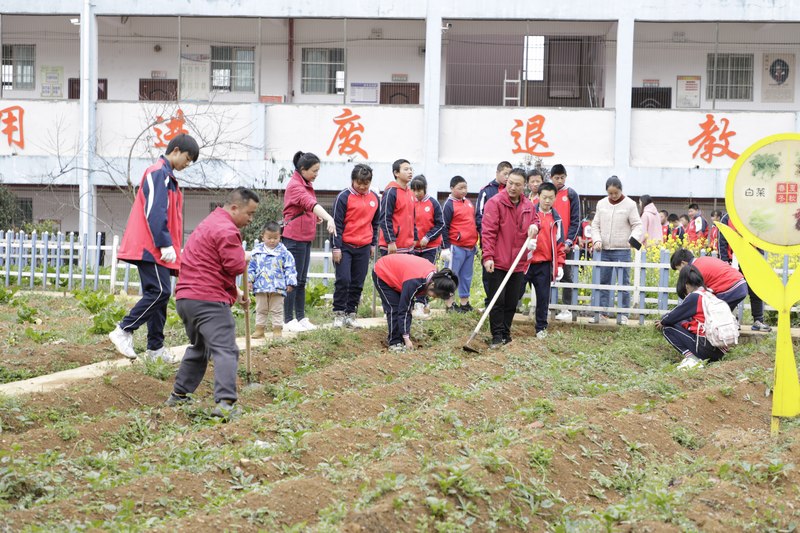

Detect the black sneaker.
[
  {"left": 489, "top": 336, "right": 504, "bottom": 349},
  {"left": 164, "top": 392, "right": 192, "bottom": 407},
  {"left": 460, "top": 303, "right": 474, "bottom": 312},
  {"left": 211, "top": 400, "right": 239, "bottom": 419},
  {"left": 447, "top": 304, "right": 461, "bottom": 313},
  {"left": 503, "top": 335, "right": 512, "bottom": 345}
]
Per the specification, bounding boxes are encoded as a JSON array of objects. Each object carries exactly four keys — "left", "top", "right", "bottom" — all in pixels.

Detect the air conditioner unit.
[{"left": 631, "top": 87, "right": 672, "bottom": 108}]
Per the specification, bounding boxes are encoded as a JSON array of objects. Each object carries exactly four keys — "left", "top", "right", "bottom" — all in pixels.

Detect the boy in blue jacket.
[{"left": 248, "top": 221, "right": 297, "bottom": 338}]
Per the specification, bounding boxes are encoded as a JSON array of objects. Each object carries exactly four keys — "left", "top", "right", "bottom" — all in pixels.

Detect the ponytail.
[
  {"left": 293, "top": 150, "right": 321, "bottom": 172},
  {"left": 429, "top": 268, "right": 459, "bottom": 299}
]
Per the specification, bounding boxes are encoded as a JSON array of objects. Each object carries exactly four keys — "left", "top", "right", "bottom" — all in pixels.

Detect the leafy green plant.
[
  {"left": 73, "top": 290, "right": 116, "bottom": 314},
  {"left": 670, "top": 426, "right": 704, "bottom": 450},
  {"left": 0, "top": 285, "right": 15, "bottom": 304},
  {"left": 89, "top": 305, "right": 126, "bottom": 334},
  {"left": 304, "top": 282, "right": 329, "bottom": 308},
  {"left": 750, "top": 152, "right": 781, "bottom": 180},
  {"left": 16, "top": 304, "right": 38, "bottom": 324},
  {"left": 24, "top": 327, "right": 55, "bottom": 344}
]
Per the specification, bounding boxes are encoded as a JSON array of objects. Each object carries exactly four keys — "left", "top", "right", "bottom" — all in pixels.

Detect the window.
[
  {"left": 2, "top": 44, "right": 35, "bottom": 90},
  {"left": 301, "top": 48, "right": 344, "bottom": 94},
  {"left": 139, "top": 79, "right": 178, "bottom": 101},
  {"left": 210, "top": 46, "right": 255, "bottom": 92},
  {"left": 15, "top": 197, "right": 33, "bottom": 227},
  {"left": 706, "top": 53, "right": 753, "bottom": 101},
  {"left": 68, "top": 78, "right": 108, "bottom": 100},
  {"left": 523, "top": 35, "right": 545, "bottom": 81}
]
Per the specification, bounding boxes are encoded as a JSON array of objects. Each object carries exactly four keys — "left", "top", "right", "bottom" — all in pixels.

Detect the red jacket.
[
  {"left": 175, "top": 208, "right": 246, "bottom": 305},
  {"left": 442, "top": 195, "right": 478, "bottom": 249},
  {"left": 530, "top": 208, "right": 566, "bottom": 281},
  {"left": 118, "top": 156, "right": 183, "bottom": 271},
  {"left": 332, "top": 187, "right": 380, "bottom": 249},
  {"left": 481, "top": 190, "right": 540, "bottom": 273},
  {"left": 374, "top": 254, "right": 436, "bottom": 337},
  {"left": 283, "top": 171, "right": 319, "bottom": 242},
  {"left": 692, "top": 256, "right": 745, "bottom": 294},
  {"left": 686, "top": 214, "right": 709, "bottom": 245},
  {"left": 554, "top": 185, "right": 581, "bottom": 244},
  {"left": 414, "top": 195, "right": 444, "bottom": 250},
  {"left": 378, "top": 181, "right": 416, "bottom": 251}
]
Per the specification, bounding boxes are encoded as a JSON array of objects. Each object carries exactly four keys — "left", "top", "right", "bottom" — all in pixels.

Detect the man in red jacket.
[
  {"left": 481, "top": 168, "right": 540, "bottom": 348},
  {"left": 110, "top": 134, "right": 199, "bottom": 362},
  {"left": 166, "top": 187, "right": 259, "bottom": 418}
]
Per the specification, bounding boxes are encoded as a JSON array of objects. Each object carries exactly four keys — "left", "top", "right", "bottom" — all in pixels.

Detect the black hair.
[
  {"left": 293, "top": 150, "right": 321, "bottom": 172},
  {"left": 410, "top": 175, "right": 427, "bottom": 192},
  {"left": 605, "top": 175, "right": 623, "bottom": 191},
  {"left": 679, "top": 214, "right": 690, "bottom": 222},
  {"left": 670, "top": 248, "right": 695, "bottom": 270},
  {"left": 429, "top": 268, "right": 459, "bottom": 299},
  {"left": 527, "top": 168, "right": 544, "bottom": 181},
  {"left": 711, "top": 209, "right": 723, "bottom": 218},
  {"left": 538, "top": 182, "right": 557, "bottom": 195},
  {"left": 497, "top": 161, "right": 512, "bottom": 172},
  {"left": 165, "top": 133, "right": 200, "bottom": 162},
  {"left": 639, "top": 194, "right": 653, "bottom": 207},
  {"left": 226, "top": 187, "right": 260, "bottom": 206},
  {"left": 676, "top": 265, "right": 705, "bottom": 299},
  {"left": 550, "top": 164, "right": 567, "bottom": 176},
  {"left": 351, "top": 163, "right": 373, "bottom": 182},
  {"left": 667, "top": 213, "right": 679, "bottom": 223},
  {"left": 261, "top": 221, "right": 281, "bottom": 234},
  {"left": 687, "top": 203, "right": 700, "bottom": 211},
  {"left": 509, "top": 167, "right": 527, "bottom": 181},
  {"left": 450, "top": 175, "right": 466, "bottom": 188},
  {"left": 659, "top": 209, "right": 669, "bottom": 216},
  {"left": 392, "top": 159, "right": 410, "bottom": 175},
  {"left": 587, "top": 210, "right": 596, "bottom": 219}
]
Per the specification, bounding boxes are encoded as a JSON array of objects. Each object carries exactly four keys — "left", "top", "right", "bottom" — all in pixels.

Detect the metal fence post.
[
  {"left": 41, "top": 232, "right": 50, "bottom": 289},
  {"left": 17, "top": 231, "right": 25, "bottom": 286},
  {"left": 81, "top": 233, "right": 88, "bottom": 290},
  {"left": 55, "top": 232, "right": 63, "bottom": 290},
  {"left": 109, "top": 234, "right": 119, "bottom": 295},
  {"left": 4, "top": 231, "right": 11, "bottom": 287},
  {"left": 591, "top": 250, "right": 601, "bottom": 319},
  {"left": 658, "top": 248, "right": 670, "bottom": 312},
  {"left": 323, "top": 239, "right": 330, "bottom": 287},
  {"left": 94, "top": 232, "right": 102, "bottom": 291}
]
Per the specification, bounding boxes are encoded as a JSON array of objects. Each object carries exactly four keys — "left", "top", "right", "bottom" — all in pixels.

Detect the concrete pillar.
[
  {"left": 613, "top": 16, "right": 635, "bottom": 178},
  {"left": 79, "top": 0, "right": 98, "bottom": 242},
  {"left": 422, "top": 4, "right": 443, "bottom": 189}
]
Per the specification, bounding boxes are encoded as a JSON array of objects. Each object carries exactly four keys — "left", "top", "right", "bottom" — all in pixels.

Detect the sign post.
[{"left": 717, "top": 132, "right": 800, "bottom": 435}]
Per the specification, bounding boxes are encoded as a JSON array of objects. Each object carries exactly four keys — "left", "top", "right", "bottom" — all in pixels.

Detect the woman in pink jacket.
[
  {"left": 282, "top": 151, "right": 336, "bottom": 333},
  {"left": 638, "top": 195, "right": 663, "bottom": 247}
]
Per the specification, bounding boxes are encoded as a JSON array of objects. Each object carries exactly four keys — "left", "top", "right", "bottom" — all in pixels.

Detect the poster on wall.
[
  {"left": 676, "top": 75, "right": 701, "bottom": 108},
  {"left": 762, "top": 53, "right": 795, "bottom": 103},
  {"left": 180, "top": 54, "right": 210, "bottom": 101},
  {"left": 350, "top": 82, "right": 379, "bottom": 104},
  {"left": 40, "top": 66, "right": 63, "bottom": 98}
]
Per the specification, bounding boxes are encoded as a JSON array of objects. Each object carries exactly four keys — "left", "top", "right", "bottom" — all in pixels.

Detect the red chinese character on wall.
[
  {"left": 510, "top": 114, "right": 555, "bottom": 157},
  {"left": 326, "top": 108, "right": 369, "bottom": 160},
  {"left": 0, "top": 105, "right": 25, "bottom": 149},
  {"left": 153, "top": 109, "right": 189, "bottom": 149},
  {"left": 688, "top": 114, "right": 739, "bottom": 163}
]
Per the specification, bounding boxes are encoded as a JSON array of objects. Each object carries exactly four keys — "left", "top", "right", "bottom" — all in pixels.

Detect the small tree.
[
  {"left": 0, "top": 184, "right": 23, "bottom": 230},
  {"left": 241, "top": 190, "right": 284, "bottom": 246}
]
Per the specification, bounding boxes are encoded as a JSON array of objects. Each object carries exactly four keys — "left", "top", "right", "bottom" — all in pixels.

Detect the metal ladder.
[{"left": 503, "top": 69, "right": 521, "bottom": 106}]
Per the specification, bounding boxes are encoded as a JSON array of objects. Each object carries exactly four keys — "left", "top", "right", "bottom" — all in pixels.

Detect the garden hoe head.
[{"left": 462, "top": 329, "right": 482, "bottom": 354}]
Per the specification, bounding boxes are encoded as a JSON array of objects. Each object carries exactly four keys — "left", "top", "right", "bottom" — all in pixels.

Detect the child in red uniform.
[
  {"left": 379, "top": 158, "right": 416, "bottom": 256},
  {"left": 686, "top": 204, "right": 709, "bottom": 245},
  {"left": 524, "top": 182, "right": 566, "bottom": 339},
  {"left": 410, "top": 175, "right": 444, "bottom": 264},
  {"left": 656, "top": 265, "right": 727, "bottom": 370},
  {"left": 670, "top": 248, "right": 748, "bottom": 310},
  {"left": 372, "top": 254, "right": 458, "bottom": 352},
  {"left": 441, "top": 175, "right": 478, "bottom": 312},
  {"left": 332, "top": 164, "right": 380, "bottom": 328}
]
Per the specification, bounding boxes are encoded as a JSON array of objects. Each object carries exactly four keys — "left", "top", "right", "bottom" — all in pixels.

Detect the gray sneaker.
[
  {"left": 145, "top": 347, "right": 179, "bottom": 364},
  {"left": 164, "top": 392, "right": 193, "bottom": 407},
  {"left": 332, "top": 312, "right": 346, "bottom": 328},
  {"left": 345, "top": 313, "right": 362, "bottom": 329},
  {"left": 211, "top": 400, "right": 239, "bottom": 419},
  {"left": 388, "top": 343, "right": 407, "bottom": 353},
  {"left": 752, "top": 320, "right": 772, "bottom": 333}
]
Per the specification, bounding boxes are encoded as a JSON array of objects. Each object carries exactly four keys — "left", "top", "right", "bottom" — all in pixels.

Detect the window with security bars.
[
  {"left": 15, "top": 197, "right": 33, "bottom": 227},
  {"left": 210, "top": 46, "right": 255, "bottom": 92},
  {"left": 301, "top": 48, "right": 345, "bottom": 94},
  {"left": 706, "top": 53, "right": 753, "bottom": 101},
  {"left": 2, "top": 44, "right": 35, "bottom": 90}
]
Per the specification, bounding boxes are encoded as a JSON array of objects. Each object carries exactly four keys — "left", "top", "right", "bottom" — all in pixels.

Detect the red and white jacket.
[
  {"left": 442, "top": 195, "right": 478, "bottom": 249},
  {"left": 378, "top": 181, "right": 416, "bottom": 252},
  {"left": 414, "top": 195, "right": 444, "bottom": 251}
]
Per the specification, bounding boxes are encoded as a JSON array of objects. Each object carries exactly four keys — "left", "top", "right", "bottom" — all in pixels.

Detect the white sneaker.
[
  {"left": 298, "top": 317, "right": 317, "bottom": 331},
  {"left": 618, "top": 315, "right": 629, "bottom": 326},
  {"left": 145, "top": 347, "right": 179, "bottom": 364},
  {"left": 588, "top": 314, "right": 608, "bottom": 324},
  {"left": 555, "top": 310, "right": 572, "bottom": 322},
  {"left": 333, "top": 313, "right": 346, "bottom": 328},
  {"left": 536, "top": 330, "right": 548, "bottom": 340},
  {"left": 283, "top": 319, "right": 302, "bottom": 333},
  {"left": 109, "top": 326, "right": 137, "bottom": 359},
  {"left": 677, "top": 354, "right": 704, "bottom": 370}
]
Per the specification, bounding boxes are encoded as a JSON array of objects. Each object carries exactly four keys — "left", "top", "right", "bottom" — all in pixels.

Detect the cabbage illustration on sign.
[{"left": 718, "top": 132, "right": 800, "bottom": 434}]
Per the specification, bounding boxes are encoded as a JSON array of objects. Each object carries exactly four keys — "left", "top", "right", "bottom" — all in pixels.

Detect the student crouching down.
[
  {"left": 372, "top": 254, "right": 458, "bottom": 353},
  {"left": 655, "top": 265, "right": 727, "bottom": 370}
]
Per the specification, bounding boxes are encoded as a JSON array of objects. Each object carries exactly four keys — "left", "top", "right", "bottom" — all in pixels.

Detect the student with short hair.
[
  {"left": 410, "top": 175, "right": 444, "bottom": 264},
  {"left": 659, "top": 209, "right": 670, "bottom": 240},
  {"left": 686, "top": 203, "right": 709, "bottom": 245},
  {"left": 525, "top": 182, "right": 566, "bottom": 339},
  {"left": 372, "top": 254, "right": 458, "bottom": 352},
  {"left": 248, "top": 221, "right": 297, "bottom": 339},
  {"left": 111, "top": 134, "right": 200, "bottom": 362},
  {"left": 550, "top": 164, "right": 581, "bottom": 322},
  {"left": 670, "top": 248, "right": 748, "bottom": 310},
  {"left": 331, "top": 164, "right": 380, "bottom": 328},
  {"left": 527, "top": 169, "right": 544, "bottom": 205},
  {"left": 656, "top": 265, "right": 727, "bottom": 370},
  {"left": 379, "top": 158, "right": 416, "bottom": 256},
  {"left": 441, "top": 175, "right": 478, "bottom": 312}
]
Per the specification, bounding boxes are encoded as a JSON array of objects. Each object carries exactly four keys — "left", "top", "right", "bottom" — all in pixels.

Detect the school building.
[{"left": 1, "top": 0, "right": 799, "bottom": 242}]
